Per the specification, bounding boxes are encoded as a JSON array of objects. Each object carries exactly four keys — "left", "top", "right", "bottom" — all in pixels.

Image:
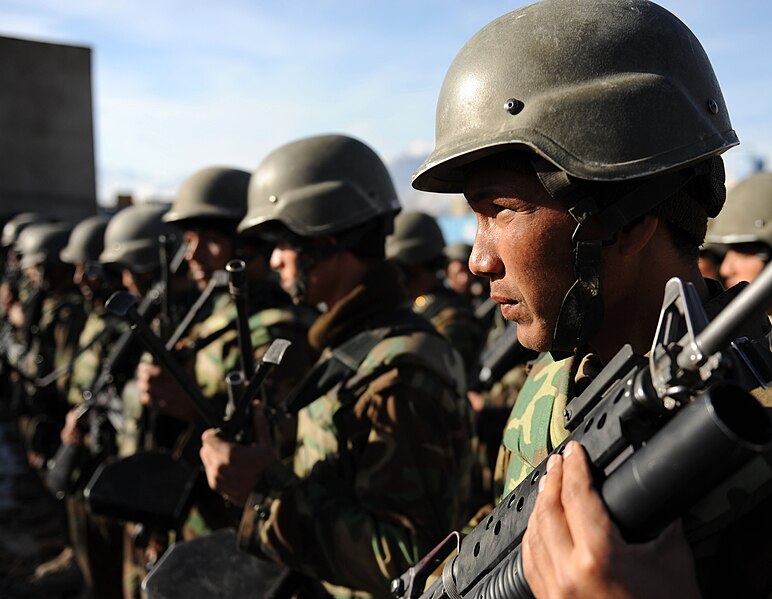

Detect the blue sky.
[{"left": 1, "top": 0, "right": 771, "bottom": 206}]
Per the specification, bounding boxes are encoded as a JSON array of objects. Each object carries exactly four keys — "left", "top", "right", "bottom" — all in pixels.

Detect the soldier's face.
[
  {"left": 464, "top": 158, "right": 577, "bottom": 352},
  {"left": 720, "top": 245, "right": 767, "bottom": 288},
  {"left": 184, "top": 229, "right": 234, "bottom": 289},
  {"left": 73, "top": 261, "right": 96, "bottom": 300},
  {"left": 23, "top": 265, "right": 42, "bottom": 287},
  {"left": 270, "top": 239, "right": 337, "bottom": 306},
  {"left": 270, "top": 241, "right": 305, "bottom": 304},
  {"left": 446, "top": 260, "right": 471, "bottom": 295}
]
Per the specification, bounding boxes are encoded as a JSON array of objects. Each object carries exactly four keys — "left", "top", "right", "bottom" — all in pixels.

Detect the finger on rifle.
[
  {"left": 523, "top": 451, "right": 573, "bottom": 591},
  {"left": 201, "top": 427, "right": 218, "bottom": 442},
  {"left": 561, "top": 441, "right": 618, "bottom": 551}
]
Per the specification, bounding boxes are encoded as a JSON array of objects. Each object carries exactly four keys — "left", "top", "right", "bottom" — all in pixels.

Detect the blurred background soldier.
[
  {"left": 95, "top": 204, "right": 187, "bottom": 598},
  {"left": 698, "top": 242, "right": 726, "bottom": 284},
  {"left": 705, "top": 172, "right": 772, "bottom": 296},
  {"left": 14, "top": 222, "right": 86, "bottom": 467},
  {"left": 386, "top": 210, "right": 485, "bottom": 373},
  {"left": 444, "top": 242, "right": 489, "bottom": 311},
  {"left": 0, "top": 212, "right": 57, "bottom": 324},
  {"left": 200, "top": 134, "right": 473, "bottom": 599},
  {"left": 137, "top": 166, "right": 317, "bottom": 544},
  {"left": 55, "top": 214, "right": 126, "bottom": 599},
  {"left": 0, "top": 217, "right": 87, "bottom": 599}
]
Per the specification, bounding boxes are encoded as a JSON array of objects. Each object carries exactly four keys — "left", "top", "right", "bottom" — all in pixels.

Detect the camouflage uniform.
[
  {"left": 23, "top": 289, "right": 87, "bottom": 456},
  {"left": 494, "top": 282, "right": 772, "bottom": 597},
  {"left": 67, "top": 305, "right": 125, "bottom": 406},
  {"left": 239, "top": 261, "right": 473, "bottom": 599},
  {"left": 182, "top": 283, "right": 317, "bottom": 538},
  {"left": 64, "top": 302, "right": 132, "bottom": 599}
]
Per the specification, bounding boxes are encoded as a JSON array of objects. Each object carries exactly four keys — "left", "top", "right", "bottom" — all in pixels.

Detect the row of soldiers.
[
  {"left": 9, "top": 147, "right": 770, "bottom": 599},
  {"left": 1, "top": 136, "right": 531, "bottom": 599},
  {"left": 6, "top": 1, "right": 772, "bottom": 597}
]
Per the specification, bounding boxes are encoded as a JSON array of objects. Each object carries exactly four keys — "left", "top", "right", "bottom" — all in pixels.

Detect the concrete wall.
[{"left": 0, "top": 35, "right": 97, "bottom": 223}]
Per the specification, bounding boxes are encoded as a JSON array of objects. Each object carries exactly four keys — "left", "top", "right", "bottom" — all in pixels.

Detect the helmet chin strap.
[
  {"left": 530, "top": 156, "right": 707, "bottom": 359},
  {"left": 550, "top": 227, "right": 605, "bottom": 358}
]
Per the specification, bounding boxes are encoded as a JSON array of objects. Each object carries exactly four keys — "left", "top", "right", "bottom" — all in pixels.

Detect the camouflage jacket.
[
  {"left": 239, "top": 261, "right": 474, "bottom": 599},
  {"left": 182, "top": 282, "right": 317, "bottom": 537},
  {"left": 67, "top": 303, "right": 128, "bottom": 406},
  {"left": 24, "top": 289, "right": 87, "bottom": 406},
  {"left": 494, "top": 281, "right": 772, "bottom": 598},
  {"left": 412, "top": 283, "right": 485, "bottom": 374},
  {"left": 190, "top": 285, "right": 317, "bottom": 430}
]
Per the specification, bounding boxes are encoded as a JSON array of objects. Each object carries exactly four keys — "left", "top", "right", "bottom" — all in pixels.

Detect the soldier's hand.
[
  {"left": 200, "top": 401, "right": 276, "bottom": 506},
  {"left": 136, "top": 361, "right": 197, "bottom": 422},
  {"left": 60, "top": 408, "right": 82, "bottom": 446},
  {"left": 7, "top": 301, "right": 24, "bottom": 328},
  {"left": 0, "top": 281, "right": 12, "bottom": 313},
  {"left": 522, "top": 441, "right": 702, "bottom": 599}
]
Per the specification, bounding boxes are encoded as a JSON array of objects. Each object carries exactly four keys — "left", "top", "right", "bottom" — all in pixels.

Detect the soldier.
[
  {"left": 705, "top": 172, "right": 772, "bottom": 291},
  {"left": 14, "top": 222, "right": 87, "bottom": 464},
  {"left": 199, "top": 134, "right": 473, "bottom": 598},
  {"left": 94, "top": 204, "right": 187, "bottom": 598},
  {"left": 56, "top": 214, "right": 126, "bottom": 599},
  {"left": 444, "top": 242, "right": 488, "bottom": 310},
  {"left": 137, "top": 166, "right": 317, "bottom": 540},
  {"left": 0, "top": 212, "right": 56, "bottom": 324},
  {"left": 415, "top": 0, "right": 772, "bottom": 597},
  {"left": 386, "top": 211, "right": 485, "bottom": 372}
]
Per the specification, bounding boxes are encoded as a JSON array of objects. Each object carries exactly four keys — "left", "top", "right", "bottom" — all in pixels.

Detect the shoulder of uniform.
[
  {"left": 193, "top": 304, "right": 234, "bottom": 337},
  {"left": 249, "top": 306, "right": 298, "bottom": 329},
  {"left": 513, "top": 353, "right": 572, "bottom": 415},
  {"left": 357, "top": 328, "right": 465, "bottom": 392}
]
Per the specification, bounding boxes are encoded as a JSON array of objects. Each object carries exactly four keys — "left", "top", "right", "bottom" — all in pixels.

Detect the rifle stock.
[{"left": 394, "top": 268, "right": 772, "bottom": 599}]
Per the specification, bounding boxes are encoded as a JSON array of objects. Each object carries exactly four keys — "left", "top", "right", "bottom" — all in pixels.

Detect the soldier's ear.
[{"left": 615, "top": 215, "right": 659, "bottom": 257}]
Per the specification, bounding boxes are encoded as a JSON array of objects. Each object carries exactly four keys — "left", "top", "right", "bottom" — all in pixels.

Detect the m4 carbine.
[{"left": 393, "top": 266, "right": 772, "bottom": 599}]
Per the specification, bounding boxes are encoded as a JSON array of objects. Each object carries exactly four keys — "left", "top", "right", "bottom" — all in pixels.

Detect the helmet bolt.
[
  {"left": 707, "top": 99, "right": 719, "bottom": 115},
  {"left": 268, "top": 195, "right": 278, "bottom": 203},
  {"left": 504, "top": 98, "right": 524, "bottom": 115}
]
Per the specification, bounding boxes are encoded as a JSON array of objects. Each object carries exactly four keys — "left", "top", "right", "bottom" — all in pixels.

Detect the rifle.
[
  {"left": 226, "top": 259, "right": 256, "bottom": 378},
  {"left": 84, "top": 289, "right": 290, "bottom": 530},
  {"left": 45, "top": 284, "right": 164, "bottom": 499},
  {"left": 467, "top": 322, "right": 537, "bottom": 392},
  {"left": 392, "top": 266, "right": 772, "bottom": 599}
]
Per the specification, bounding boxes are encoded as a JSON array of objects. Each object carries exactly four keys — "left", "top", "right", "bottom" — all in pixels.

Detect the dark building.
[{"left": 0, "top": 35, "right": 97, "bottom": 221}]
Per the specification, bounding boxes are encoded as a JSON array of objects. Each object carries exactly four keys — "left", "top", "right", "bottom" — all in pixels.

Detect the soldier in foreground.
[
  {"left": 413, "top": 0, "right": 772, "bottom": 597},
  {"left": 199, "top": 134, "right": 473, "bottom": 598}
]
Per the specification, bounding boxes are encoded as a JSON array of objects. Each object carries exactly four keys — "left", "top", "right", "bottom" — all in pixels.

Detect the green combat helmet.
[
  {"left": 239, "top": 134, "right": 400, "bottom": 238},
  {"left": 705, "top": 172, "right": 772, "bottom": 248},
  {"left": 16, "top": 223, "right": 75, "bottom": 269},
  {"left": 386, "top": 211, "right": 446, "bottom": 267},
  {"left": 238, "top": 133, "right": 400, "bottom": 302},
  {"left": 415, "top": 0, "right": 736, "bottom": 353},
  {"left": 99, "top": 205, "right": 179, "bottom": 274},
  {"left": 163, "top": 167, "right": 251, "bottom": 227},
  {"left": 2, "top": 213, "right": 57, "bottom": 249},
  {"left": 444, "top": 242, "right": 473, "bottom": 266},
  {"left": 60, "top": 215, "right": 110, "bottom": 265}
]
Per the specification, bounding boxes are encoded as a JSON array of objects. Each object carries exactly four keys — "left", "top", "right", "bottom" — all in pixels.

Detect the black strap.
[{"left": 283, "top": 311, "right": 436, "bottom": 415}]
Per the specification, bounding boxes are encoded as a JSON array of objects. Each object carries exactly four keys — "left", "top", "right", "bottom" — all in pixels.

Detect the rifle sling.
[{"left": 283, "top": 310, "right": 437, "bottom": 415}]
